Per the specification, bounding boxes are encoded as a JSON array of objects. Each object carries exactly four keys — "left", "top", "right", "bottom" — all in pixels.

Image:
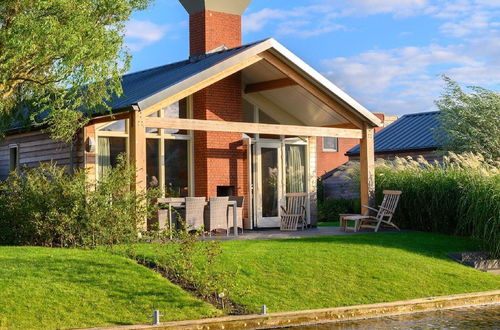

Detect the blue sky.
[{"left": 126, "top": 0, "right": 500, "bottom": 116}]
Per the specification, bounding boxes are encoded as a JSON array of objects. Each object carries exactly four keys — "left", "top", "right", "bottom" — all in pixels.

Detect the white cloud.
[
  {"left": 321, "top": 40, "right": 500, "bottom": 115},
  {"left": 125, "top": 19, "right": 172, "bottom": 51}
]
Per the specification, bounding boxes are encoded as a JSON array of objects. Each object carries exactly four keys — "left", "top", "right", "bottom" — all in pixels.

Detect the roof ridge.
[{"left": 402, "top": 110, "right": 440, "bottom": 117}]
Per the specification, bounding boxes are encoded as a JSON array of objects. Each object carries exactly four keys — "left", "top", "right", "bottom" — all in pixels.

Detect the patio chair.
[
  {"left": 155, "top": 197, "right": 185, "bottom": 231},
  {"left": 183, "top": 197, "right": 206, "bottom": 232},
  {"left": 280, "top": 193, "right": 307, "bottom": 231},
  {"left": 344, "top": 190, "right": 402, "bottom": 232},
  {"left": 228, "top": 196, "right": 244, "bottom": 233},
  {"left": 205, "top": 197, "right": 230, "bottom": 235}
]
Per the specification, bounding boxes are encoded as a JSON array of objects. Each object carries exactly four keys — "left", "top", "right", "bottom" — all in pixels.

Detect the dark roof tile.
[{"left": 346, "top": 111, "right": 444, "bottom": 155}]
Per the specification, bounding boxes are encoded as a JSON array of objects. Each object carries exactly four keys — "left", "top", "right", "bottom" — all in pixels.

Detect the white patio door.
[{"left": 256, "top": 141, "right": 283, "bottom": 228}]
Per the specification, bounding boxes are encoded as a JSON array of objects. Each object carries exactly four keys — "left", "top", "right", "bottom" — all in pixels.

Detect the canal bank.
[{"left": 89, "top": 290, "right": 500, "bottom": 330}]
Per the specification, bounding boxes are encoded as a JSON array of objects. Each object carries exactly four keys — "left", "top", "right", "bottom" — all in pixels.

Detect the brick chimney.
[
  {"left": 178, "top": 0, "right": 251, "bottom": 202},
  {"left": 179, "top": 0, "right": 251, "bottom": 55}
]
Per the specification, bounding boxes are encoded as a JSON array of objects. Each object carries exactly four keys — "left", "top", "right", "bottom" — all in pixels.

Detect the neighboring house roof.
[{"left": 346, "top": 111, "right": 443, "bottom": 156}]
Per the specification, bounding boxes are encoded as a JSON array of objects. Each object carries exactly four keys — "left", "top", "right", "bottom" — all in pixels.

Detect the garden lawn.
[
  {"left": 0, "top": 247, "right": 219, "bottom": 330},
  {"left": 128, "top": 232, "right": 500, "bottom": 314}
]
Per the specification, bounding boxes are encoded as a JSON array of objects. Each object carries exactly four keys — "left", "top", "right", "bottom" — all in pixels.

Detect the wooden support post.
[
  {"left": 129, "top": 111, "right": 147, "bottom": 228},
  {"left": 360, "top": 123, "right": 375, "bottom": 215}
]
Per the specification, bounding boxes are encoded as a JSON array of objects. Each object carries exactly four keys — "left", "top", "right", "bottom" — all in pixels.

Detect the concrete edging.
[{"left": 89, "top": 290, "right": 500, "bottom": 330}]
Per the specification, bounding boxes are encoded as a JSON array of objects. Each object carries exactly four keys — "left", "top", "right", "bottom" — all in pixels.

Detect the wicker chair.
[
  {"left": 183, "top": 197, "right": 206, "bottom": 232},
  {"left": 155, "top": 197, "right": 185, "bottom": 231},
  {"left": 205, "top": 197, "right": 230, "bottom": 235},
  {"left": 228, "top": 196, "right": 244, "bottom": 233},
  {"left": 280, "top": 193, "right": 307, "bottom": 231}
]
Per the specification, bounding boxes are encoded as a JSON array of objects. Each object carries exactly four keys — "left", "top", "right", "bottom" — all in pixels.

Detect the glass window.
[
  {"left": 323, "top": 137, "right": 338, "bottom": 152},
  {"left": 146, "top": 139, "right": 160, "bottom": 189},
  {"left": 285, "top": 145, "right": 306, "bottom": 193},
  {"left": 146, "top": 112, "right": 159, "bottom": 134},
  {"left": 9, "top": 146, "right": 18, "bottom": 171},
  {"left": 163, "top": 99, "right": 188, "bottom": 135},
  {"left": 164, "top": 140, "right": 188, "bottom": 197},
  {"left": 261, "top": 147, "right": 279, "bottom": 217},
  {"left": 97, "top": 137, "right": 126, "bottom": 178},
  {"left": 99, "top": 120, "right": 126, "bottom": 133}
]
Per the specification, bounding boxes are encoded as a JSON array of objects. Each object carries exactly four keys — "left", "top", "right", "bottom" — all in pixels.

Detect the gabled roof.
[
  {"left": 112, "top": 40, "right": 262, "bottom": 110},
  {"left": 346, "top": 111, "right": 444, "bottom": 156},
  {"left": 112, "top": 38, "right": 382, "bottom": 127}
]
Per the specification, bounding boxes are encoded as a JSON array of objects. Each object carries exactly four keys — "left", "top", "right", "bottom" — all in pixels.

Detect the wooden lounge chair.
[
  {"left": 183, "top": 197, "right": 206, "bottom": 232},
  {"left": 205, "top": 197, "right": 230, "bottom": 235},
  {"left": 280, "top": 193, "right": 307, "bottom": 231},
  {"left": 344, "top": 190, "right": 402, "bottom": 232}
]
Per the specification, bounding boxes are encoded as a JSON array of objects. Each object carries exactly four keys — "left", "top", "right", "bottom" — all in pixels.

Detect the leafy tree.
[
  {"left": 0, "top": 0, "right": 150, "bottom": 142},
  {"left": 436, "top": 76, "right": 500, "bottom": 160}
]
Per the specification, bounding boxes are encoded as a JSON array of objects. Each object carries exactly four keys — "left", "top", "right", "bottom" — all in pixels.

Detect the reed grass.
[{"left": 375, "top": 153, "right": 500, "bottom": 257}]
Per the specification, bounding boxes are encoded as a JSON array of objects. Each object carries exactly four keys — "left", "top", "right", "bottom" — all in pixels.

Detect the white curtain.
[
  {"left": 286, "top": 145, "right": 305, "bottom": 193},
  {"left": 98, "top": 137, "right": 111, "bottom": 178}
]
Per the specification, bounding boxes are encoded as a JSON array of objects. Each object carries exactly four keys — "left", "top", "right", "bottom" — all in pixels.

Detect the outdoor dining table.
[{"left": 161, "top": 199, "right": 239, "bottom": 239}]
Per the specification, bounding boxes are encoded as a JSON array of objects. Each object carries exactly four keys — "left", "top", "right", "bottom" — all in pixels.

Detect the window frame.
[
  {"left": 144, "top": 97, "right": 194, "bottom": 197},
  {"left": 9, "top": 144, "right": 19, "bottom": 172},
  {"left": 322, "top": 137, "right": 339, "bottom": 153}
]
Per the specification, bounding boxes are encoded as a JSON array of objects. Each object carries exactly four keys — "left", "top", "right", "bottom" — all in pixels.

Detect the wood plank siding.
[{"left": 0, "top": 131, "right": 84, "bottom": 180}]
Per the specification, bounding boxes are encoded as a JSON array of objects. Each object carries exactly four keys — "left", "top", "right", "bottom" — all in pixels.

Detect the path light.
[
  {"left": 149, "top": 309, "right": 162, "bottom": 325},
  {"left": 260, "top": 305, "right": 267, "bottom": 315}
]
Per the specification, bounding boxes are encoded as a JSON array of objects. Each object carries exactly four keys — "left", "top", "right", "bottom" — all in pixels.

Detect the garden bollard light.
[
  {"left": 149, "top": 309, "right": 162, "bottom": 325},
  {"left": 260, "top": 305, "right": 267, "bottom": 315}
]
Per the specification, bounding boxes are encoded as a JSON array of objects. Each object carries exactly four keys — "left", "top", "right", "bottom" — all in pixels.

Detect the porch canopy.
[{"left": 89, "top": 38, "right": 381, "bottom": 212}]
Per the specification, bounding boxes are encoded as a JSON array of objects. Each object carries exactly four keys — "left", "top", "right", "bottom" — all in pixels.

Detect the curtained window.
[
  {"left": 286, "top": 145, "right": 306, "bottom": 193},
  {"left": 97, "top": 137, "right": 126, "bottom": 179}
]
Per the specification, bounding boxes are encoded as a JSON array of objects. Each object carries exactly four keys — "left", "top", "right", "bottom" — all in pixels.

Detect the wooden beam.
[
  {"left": 260, "top": 52, "right": 364, "bottom": 128},
  {"left": 245, "top": 78, "right": 297, "bottom": 94},
  {"left": 129, "top": 111, "right": 147, "bottom": 205},
  {"left": 88, "top": 111, "right": 131, "bottom": 125},
  {"left": 360, "top": 123, "right": 375, "bottom": 215},
  {"left": 144, "top": 117, "right": 363, "bottom": 138},
  {"left": 141, "top": 54, "right": 263, "bottom": 117}
]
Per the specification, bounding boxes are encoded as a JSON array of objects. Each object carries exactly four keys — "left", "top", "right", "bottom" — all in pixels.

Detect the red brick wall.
[
  {"left": 189, "top": 10, "right": 242, "bottom": 55},
  {"left": 316, "top": 113, "right": 388, "bottom": 177},
  {"left": 193, "top": 73, "right": 247, "bottom": 207}
]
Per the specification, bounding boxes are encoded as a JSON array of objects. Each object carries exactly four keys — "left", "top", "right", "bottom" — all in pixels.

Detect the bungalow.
[{"left": 0, "top": 0, "right": 382, "bottom": 229}]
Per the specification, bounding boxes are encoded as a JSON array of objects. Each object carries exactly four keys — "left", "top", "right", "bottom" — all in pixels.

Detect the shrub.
[
  {"left": 318, "top": 198, "right": 360, "bottom": 222},
  {"left": 0, "top": 157, "right": 159, "bottom": 248},
  {"left": 375, "top": 153, "right": 500, "bottom": 257}
]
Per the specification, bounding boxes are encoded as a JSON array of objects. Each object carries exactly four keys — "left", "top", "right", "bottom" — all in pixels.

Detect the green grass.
[
  {"left": 128, "top": 232, "right": 500, "bottom": 314},
  {"left": 0, "top": 247, "right": 220, "bottom": 330}
]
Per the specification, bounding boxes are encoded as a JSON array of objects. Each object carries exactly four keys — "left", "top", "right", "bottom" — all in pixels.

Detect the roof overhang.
[
  {"left": 179, "top": 0, "right": 252, "bottom": 15},
  {"left": 135, "top": 38, "right": 382, "bottom": 128}
]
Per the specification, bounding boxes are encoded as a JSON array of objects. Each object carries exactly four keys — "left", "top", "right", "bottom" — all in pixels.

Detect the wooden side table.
[{"left": 339, "top": 214, "right": 362, "bottom": 232}]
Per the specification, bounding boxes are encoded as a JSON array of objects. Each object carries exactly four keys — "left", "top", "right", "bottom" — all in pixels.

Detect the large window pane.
[
  {"left": 146, "top": 139, "right": 160, "bottom": 189},
  {"left": 163, "top": 98, "right": 188, "bottom": 135},
  {"left": 98, "top": 137, "right": 126, "bottom": 178},
  {"left": 261, "top": 147, "right": 279, "bottom": 217},
  {"left": 286, "top": 145, "right": 306, "bottom": 193},
  {"left": 164, "top": 140, "right": 188, "bottom": 197},
  {"left": 146, "top": 112, "right": 159, "bottom": 134},
  {"left": 98, "top": 120, "right": 126, "bottom": 133}
]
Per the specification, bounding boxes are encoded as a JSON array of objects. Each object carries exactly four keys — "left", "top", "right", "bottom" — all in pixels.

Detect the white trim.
[
  {"left": 136, "top": 38, "right": 382, "bottom": 127},
  {"left": 322, "top": 137, "right": 339, "bottom": 153}
]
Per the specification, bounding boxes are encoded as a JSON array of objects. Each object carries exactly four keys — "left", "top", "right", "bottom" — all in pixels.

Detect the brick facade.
[
  {"left": 316, "top": 113, "right": 395, "bottom": 177},
  {"left": 192, "top": 73, "right": 247, "bottom": 201},
  {"left": 189, "top": 10, "right": 242, "bottom": 55}
]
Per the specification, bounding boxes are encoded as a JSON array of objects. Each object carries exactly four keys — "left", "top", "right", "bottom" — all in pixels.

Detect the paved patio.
[{"left": 206, "top": 226, "right": 401, "bottom": 241}]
